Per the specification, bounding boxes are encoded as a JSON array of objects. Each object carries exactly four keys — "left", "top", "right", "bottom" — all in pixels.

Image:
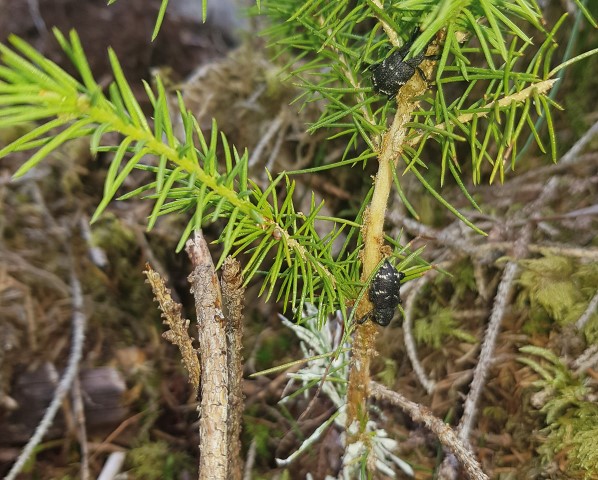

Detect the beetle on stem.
[
  {"left": 371, "top": 29, "right": 435, "bottom": 98},
  {"left": 359, "top": 260, "right": 405, "bottom": 327}
]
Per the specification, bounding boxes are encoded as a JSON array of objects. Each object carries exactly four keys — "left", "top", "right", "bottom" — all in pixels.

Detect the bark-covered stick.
[
  {"left": 222, "top": 256, "right": 245, "bottom": 480},
  {"left": 186, "top": 231, "right": 228, "bottom": 480}
]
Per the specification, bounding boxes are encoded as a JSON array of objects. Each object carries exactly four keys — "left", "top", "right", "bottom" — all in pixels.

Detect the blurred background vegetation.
[{"left": 0, "top": 0, "right": 596, "bottom": 478}]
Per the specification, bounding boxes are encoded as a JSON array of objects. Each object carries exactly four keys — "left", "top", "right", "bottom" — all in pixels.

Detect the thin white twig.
[
  {"left": 79, "top": 216, "right": 108, "bottom": 269},
  {"left": 72, "top": 377, "right": 90, "bottom": 480},
  {"left": 5, "top": 269, "right": 86, "bottom": 480},
  {"left": 97, "top": 451, "right": 127, "bottom": 480},
  {"left": 576, "top": 290, "right": 598, "bottom": 331},
  {"left": 27, "top": 0, "right": 47, "bottom": 35},
  {"left": 242, "top": 439, "right": 257, "bottom": 480},
  {"left": 438, "top": 245, "right": 523, "bottom": 479},
  {"left": 403, "top": 275, "right": 436, "bottom": 394},
  {"left": 248, "top": 109, "right": 287, "bottom": 167},
  {"left": 561, "top": 119, "right": 598, "bottom": 165},
  {"left": 572, "top": 344, "right": 598, "bottom": 374},
  {"left": 264, "top": 122, "right": 287, "bottom": 173},
  {"left": 457, "top": 259, "right": 520, "bottom": 443}
]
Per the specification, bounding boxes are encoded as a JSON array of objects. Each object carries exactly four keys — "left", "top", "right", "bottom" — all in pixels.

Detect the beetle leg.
[{"left": 357, "top": 310, "right": 373, "bottom": 324}]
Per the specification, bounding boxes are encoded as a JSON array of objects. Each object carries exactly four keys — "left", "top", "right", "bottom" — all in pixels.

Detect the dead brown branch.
[
  {"left": 370, "top": 381, "right": 489, "bottom": 480},
  {"left": 144, "top": 264, "right": 200, "bottom": 394},
  {"left": 5, "top": 268, "right": 87, "bottom": 480},
  {"left": 221, "top": 256, "right": 245, "bottom": 480},
  {"left": 186, "top": 231, "right": 228, "bottom": 480}
]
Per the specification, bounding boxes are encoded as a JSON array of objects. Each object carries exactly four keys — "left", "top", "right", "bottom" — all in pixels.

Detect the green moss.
[
  {"left": 244, "top": 412, "right": 279, "bottom": 461},
  {"left": 517, "top": 256, "right": 598, "bottom": 336},
  {"left": 414, "top": 305, "right": 477, "bottom": 348},
  {"left": 127, "top": 441, "right": 194, "bottom": 480},
  {"left": 519, "top": 346, "right": 598, "bottom": 478}
]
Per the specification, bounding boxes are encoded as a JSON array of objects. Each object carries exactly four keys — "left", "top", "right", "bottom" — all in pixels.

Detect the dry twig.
[
  {"left": 186, "top": 231, "right": 228, "bottom": 480},
  {"left": 97, "top": 451, "right": 127, "bottom": 480},
  {"left": 457, "top": 256, "right": 523, "bottom": 444},
  {"left": 144, "top": 264, "right": 200, "bottom": 394},
  {"left": 561, "top": 119, "right": 598, "bottom": 165},
  {"left": 5, "top": 268, "right": 87, "bottom": 480},
  {"left": 221, "top": 257, "right": 245, "bottom": 480},
  {"left": 370, "top": 381, "right": 489, "bottom": 480},
  {"left": 576, "top": 290, "right": 598, "bottom": 331},
  {"left": 72, "top": 377, "right": 90, "bottom": 480},
  {"left": 403, "top": 274, "right": 437, "bottom": 394}
]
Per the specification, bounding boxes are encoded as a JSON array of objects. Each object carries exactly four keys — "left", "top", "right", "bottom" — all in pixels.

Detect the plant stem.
[
  {"left": 186, "top": 231, "right": 228, "bottom": 480},
  {"left": 221, "top": 257, "right": 245, "bottom": 480},
  {"left": 345, "top": 31, "right": 438, "bottom": 451}
]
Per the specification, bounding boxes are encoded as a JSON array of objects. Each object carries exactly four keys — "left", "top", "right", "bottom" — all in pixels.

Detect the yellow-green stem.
[{"left": 345, "top": 41, "right": 438, "bottom": 456}]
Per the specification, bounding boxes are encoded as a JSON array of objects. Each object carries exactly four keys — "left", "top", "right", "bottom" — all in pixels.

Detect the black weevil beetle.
[
  {"left": 359, "top": 260, "right": 405, "bottom": 326},
  {"left": 371, "top": 29, "right": 434, "bottom": 98}
]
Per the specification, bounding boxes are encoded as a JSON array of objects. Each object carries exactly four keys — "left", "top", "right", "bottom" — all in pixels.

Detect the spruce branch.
[
  {"left": 0, "top": 29, "right": 366, "bottom": 325},
  {"left": 261, "top": 0, "right": 573, "bottom": 241},
  {"left": 254, "top": 0, "right": 596, "bottom": 472},
  {"left": 406, "top": 78, "right": 559, "bottom": 148},
  {"left": 346, "top": 22, "right": 439, "bottom": 440}
]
